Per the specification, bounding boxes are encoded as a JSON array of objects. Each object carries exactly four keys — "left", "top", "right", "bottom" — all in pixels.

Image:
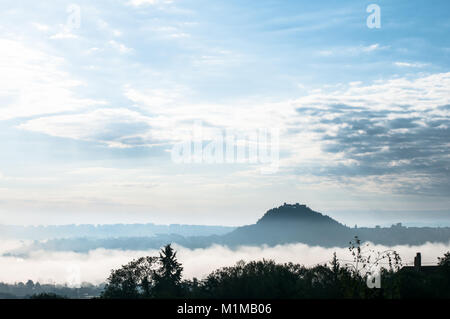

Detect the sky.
[{"left": 0, "top": 0, "right": 449, "bottom": 226}]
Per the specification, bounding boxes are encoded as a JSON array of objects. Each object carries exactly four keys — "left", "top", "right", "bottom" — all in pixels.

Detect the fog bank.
[{"left": 0, "top": 241, "right": 449, "bottom": 285}]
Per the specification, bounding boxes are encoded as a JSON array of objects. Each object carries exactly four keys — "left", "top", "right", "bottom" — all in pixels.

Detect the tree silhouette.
[
  {"left": 101, "top": 244, "right": 183, "bottom": 298},
  {"left": 153, "top": 244, "right": 184, "bottom": 298},
  {"left": 101, "top": 256, "right": 158, "bottom": 298},
  {"left": 438, "top": 251, "right": 450, "bottom": 267}
]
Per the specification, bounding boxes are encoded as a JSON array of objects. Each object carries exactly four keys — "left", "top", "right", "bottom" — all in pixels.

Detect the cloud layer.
[{"left": 16, "top": 72, "right": 450, "bottom": 196}]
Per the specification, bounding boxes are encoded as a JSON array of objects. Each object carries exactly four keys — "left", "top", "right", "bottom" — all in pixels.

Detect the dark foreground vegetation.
[
  {"left": 100, "top": 240, "right": 450, "bottom": 299},
  {"left": 2, "top": 238, "right": 450, "bottom": 299}
]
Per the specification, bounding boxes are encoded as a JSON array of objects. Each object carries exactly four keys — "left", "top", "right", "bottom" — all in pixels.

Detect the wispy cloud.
[
  {"left": 319, "top": 44, "right": 388, "bottom": 57},
  {"left": 13, "top": 71, "right": 450, "bottom": 198},
  {"left": 109, "top": 40, "right": 133, "bottom": 54},
  {"left": 31, "top": 22, "right": 50, "bottom": 32},
  {"left": 394, "top": 61, "right": 429, "bottom": 68},
  {"left": 17, "top": 109, "right": 153, "bottom": 148},
  {"left": 0, "top": 38, "right": 104, "bottom": 120},
  {"left": 126, "top": 0, "right": 175, "bottom": 7}
]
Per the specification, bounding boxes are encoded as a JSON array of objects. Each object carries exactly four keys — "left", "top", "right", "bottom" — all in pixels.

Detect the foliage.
[
  {"left": 438, "top": 251, "right": 450, "bottom": 267},
  {"left": 348, "top": 236, "right": 402, "bottom": 274},
  {"left": 101, "top": 256, "right": 158, "bottom": 298},
  {"left": 101, "top": 244, "right": 184, "bottom": 299},
  {"left": 5, "top": 242, "right": 449, "bottom": 299},
  {"left": 152, "top": 244, "right": 184, "bottom": 298},
  {"left": 98, "top": 243, "right": 450, "bottom": 299}
]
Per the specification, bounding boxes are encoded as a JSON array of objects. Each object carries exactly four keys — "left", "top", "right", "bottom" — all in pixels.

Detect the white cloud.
[
  {"left": 146, "top": 25, "right": 191, "bottom": 39},
  {"left": 109, "top": 40, "right": 133, "bottom": 54},
  {"left": 17, "top": 108, "right": 152, "bottom": 148},
  {"left": 31, "top": 23, "right": 50, "bottom": 32},
  {"left": 85, "top": 47, "right": 103, "bottom": 55},
  {"left": 50, "top": 32, "right": 79, "bottom": 40},
  {"left": 361, "top": 43, "right": 380, "bottom": 52},
  {"left": 97, "top": 19, "right": 123, "bottom": 38},
  {"left": 318, "top": 50, "right": 333, "bottom": 57},
  {"left": 319, "top": 43, "right": 388, "bottom": 57},
  {"left": 127, "top": 0, "right": 174, "bottom": 7},
  {"left": 394, "top": 61, "right": 428, "bottom": 68},
  {"left": 97, "top": 19, "right": 109, "bottom": 30},
  {"left": 294, "top": 72, "right": 450, "bottom": 111},
  {"left": 193, "top": 49, "right": 243, "bottom": 66},
  {"left": 0, "top": 38, "right": 104, "bottom": 120},
  {"left": 287, "top": 72, "right": 450, "bottom": 194}
]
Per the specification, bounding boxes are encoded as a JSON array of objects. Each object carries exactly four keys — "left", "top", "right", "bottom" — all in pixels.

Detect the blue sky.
[{"left": 0, "top": 0, "right": 449, "bottom": 226}]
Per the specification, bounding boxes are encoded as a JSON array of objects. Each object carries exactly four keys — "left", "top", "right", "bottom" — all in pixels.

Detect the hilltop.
[
  {"left": 220, "top": 203, "right": 351, "bottom": 247},
  {"left": 256, "top": 203, "right": 344, "bottom": 226}
]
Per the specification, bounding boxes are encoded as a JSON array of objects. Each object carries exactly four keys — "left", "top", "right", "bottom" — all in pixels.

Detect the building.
[{"left": 401, "top": 252, "right": 440, "bottom": 273}]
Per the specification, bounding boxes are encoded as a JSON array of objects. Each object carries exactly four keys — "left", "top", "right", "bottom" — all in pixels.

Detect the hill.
[
  {"left": 220, "top": 203, "right": 450, "bottom": 247},
  {"left": 5, "top": 203, "right": 450, "bottom": 254},
  {"left": 220, "top": 203, "right": 352, "bottom": 247}
]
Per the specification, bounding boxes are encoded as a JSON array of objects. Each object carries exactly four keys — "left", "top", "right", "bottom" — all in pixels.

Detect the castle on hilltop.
[{"left": 282, "top": 203, "right": 307, "bottom": 208}]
